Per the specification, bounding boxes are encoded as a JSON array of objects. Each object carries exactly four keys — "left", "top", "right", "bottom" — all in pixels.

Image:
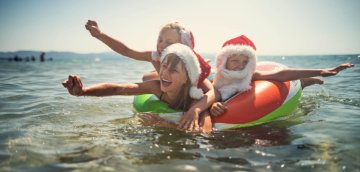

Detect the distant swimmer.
[{"left": 40, "top": 52, "right": 45, "bottom": 62}]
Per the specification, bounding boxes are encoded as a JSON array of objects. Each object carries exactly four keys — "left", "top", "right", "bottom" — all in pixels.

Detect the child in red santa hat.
[
  {"left": 86, "top": 20, "right": 215, "bottom": 131},
  {"left": 85, "top": 20, "right": 195, "bottom": 81},
  {"left": 63, "top": 43, "right": 215, "bottom": 133},
  {"left": 210, "top": 35, "right": 354, "bottom": 116}
]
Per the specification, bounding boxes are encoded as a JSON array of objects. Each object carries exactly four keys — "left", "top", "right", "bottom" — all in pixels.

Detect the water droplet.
[
  {"left": 154, "top": 144, "right": 159, "bottom": 148},
  {"left": 169, "top": 133, "right": 172, "bottom": 136},
  {"left": 281, "top": 164, "right": 285, "bottom": 168},
  {"left": 182, "top": 148, "right": 186, "bottom": 151},
  {"left": 167, "top": 155, "right": 171, "bottom": 159},
  {"left": 206, "top": 148, "right": 210, "bottom": 152}
]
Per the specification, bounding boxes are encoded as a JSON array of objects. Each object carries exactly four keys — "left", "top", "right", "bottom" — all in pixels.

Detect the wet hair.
[{"left": 161, "top": 54, "right": 192, "bottom": 111}]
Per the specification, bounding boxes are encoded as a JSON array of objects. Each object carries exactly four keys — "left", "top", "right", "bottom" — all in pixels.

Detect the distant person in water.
[
  {"left": 13, "top": 55, "right": 22, "bottom": 62},
  {"left": 40, "top": 52, "right": 45, "bottom": 62},
  {"left": 6, "top": 53, "right": 52, "bottom": 62}
]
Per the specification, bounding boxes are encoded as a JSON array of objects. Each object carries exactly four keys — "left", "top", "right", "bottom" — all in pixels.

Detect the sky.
[{"left": 0, "top": 0, "right": 359, "bottom": 55}]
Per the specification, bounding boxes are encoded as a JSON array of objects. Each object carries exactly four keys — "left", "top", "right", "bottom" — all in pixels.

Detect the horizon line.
[{"left": 0, "top": 50, "right": 359, "bottom": 57}]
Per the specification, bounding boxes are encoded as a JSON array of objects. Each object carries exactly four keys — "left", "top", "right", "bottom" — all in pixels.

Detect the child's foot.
[{"left": 301, "top": 77, "right": 324, "bottom": 89}]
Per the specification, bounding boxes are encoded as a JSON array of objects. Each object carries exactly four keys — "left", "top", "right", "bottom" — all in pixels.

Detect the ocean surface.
[{"left": 0, "top": 54, "right": 359, "bottom": 172}]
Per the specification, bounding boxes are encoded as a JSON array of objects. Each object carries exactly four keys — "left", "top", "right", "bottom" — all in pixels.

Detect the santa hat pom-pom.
[{"left": 190, "top": 86, "right": 204, "bottom": 99}]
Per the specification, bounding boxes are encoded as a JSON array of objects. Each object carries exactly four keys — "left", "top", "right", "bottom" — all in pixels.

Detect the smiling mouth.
[{"left": 161, "top": 79, "right": 172, "bottom": 87}]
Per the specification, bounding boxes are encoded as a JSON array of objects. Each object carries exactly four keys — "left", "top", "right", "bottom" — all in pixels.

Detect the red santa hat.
[
  {"left": 160, "top": 43, "right": 211, "bottom": 99},
  {"left": 153, "top": 22, "right": 195, "bottom": 61},
  {"left": 167, "top": 22, "right": 195, "bottom": 49},
  {"left": 178, "top": 22, "right": 195, "bottom": 49},
  {"left": 216, "top": 35, "right": 257, "bottom": 71},
  {"left": 213, "top": 35, "right": 257, "bottom": 100}
]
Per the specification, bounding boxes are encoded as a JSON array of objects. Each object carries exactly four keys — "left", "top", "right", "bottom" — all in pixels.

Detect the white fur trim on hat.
[
  {"left": 190, "top": 86, "right": 203, "bottom": 99},
  {"left": 215, "top": 45, "right": 257, "bottom": 71},
  {"left": 213, "top": 45, "right": 257, "bottom": 101},
  {"left": 160, "top": 43, "right": 203, "bottom": 99}
]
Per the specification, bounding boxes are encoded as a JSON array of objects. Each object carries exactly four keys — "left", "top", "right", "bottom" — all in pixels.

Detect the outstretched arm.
[
  {"left": 253, "top": 63, "right": 354, "bottom": 81},
  {"left": 62, "top": 75, "right": 160, "bottom": 97},
  {"left": 85, "top": 20, "right": 153, "bottom": 62}
]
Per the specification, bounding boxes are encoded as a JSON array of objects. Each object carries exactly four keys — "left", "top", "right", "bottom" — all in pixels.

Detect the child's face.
[
  {"left": 157, "top": 29, "right": 181, "bottom": 54},
  {"left": 225, "top": 54, "right": 249, "bottom": 71},
  {"left": 159, "top": 55, "right": 188, "bottom": 94}
]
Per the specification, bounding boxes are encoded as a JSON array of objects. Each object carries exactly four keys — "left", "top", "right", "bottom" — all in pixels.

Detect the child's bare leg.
[
  {"left": 300, "top": 77, "right": 324, "bottom": 89},
  {"left": 139, "top": 113, "right": 178, "bottom": 129},
  {"left": 142, "top": 70, "right": 160, "bottom": 81},
  {"left": 199, "top": 110, "right": 213, "bottom": 134}
]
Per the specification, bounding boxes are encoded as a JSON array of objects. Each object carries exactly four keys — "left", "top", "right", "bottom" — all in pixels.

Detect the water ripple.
[{"left": 0, "top": 55, "right": 359, "bottom": 171}]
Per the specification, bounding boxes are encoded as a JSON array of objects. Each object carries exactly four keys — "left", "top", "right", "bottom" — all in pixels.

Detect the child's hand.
[
  {"left": 210, "top": 102, "right": 226, "bottom": 116},
  {"left": 177, "top": 109, "right": 200, "bottom": 132},
  {"left": 62, "top": 75, "right": 84, "bottom": 96},
  {"left": 320, "top": 63, "right": 354, "bottom": 77},
  {"left": 85, "top": 20, "right": 101, "bottom": 38}
]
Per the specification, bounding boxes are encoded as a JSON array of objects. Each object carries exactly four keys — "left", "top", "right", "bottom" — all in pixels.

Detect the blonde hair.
[
  {"left": 160, "top": 22, "right": 194, "bottom": 49},
  {"left": 161, "top": 54, "right": 193, "bottom": 111}
]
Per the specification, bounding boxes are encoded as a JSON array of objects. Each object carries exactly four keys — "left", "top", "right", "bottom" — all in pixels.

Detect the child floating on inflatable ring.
[
  {"left": 63, "top": 44, "right": 216, "bottom": 133},
  {"left": 85, "top": 20, "right": 196, "bottom": 81},
  {"left": 85, "top": 20, "right": 215, "bottom": 131},
  {"left": 210, "top": 35, "right": 354, "bottom": 116}
]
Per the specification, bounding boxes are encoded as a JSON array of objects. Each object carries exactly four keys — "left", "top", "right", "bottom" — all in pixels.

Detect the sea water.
[{"left": 0, "top": 54, "right": 359, "bottom": 171}]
